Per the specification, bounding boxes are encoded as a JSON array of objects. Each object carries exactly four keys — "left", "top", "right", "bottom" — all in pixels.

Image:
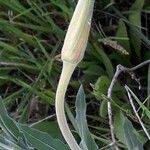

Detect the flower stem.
[{"left": 55, "top": 61, "right": 81, "bottom": 150}]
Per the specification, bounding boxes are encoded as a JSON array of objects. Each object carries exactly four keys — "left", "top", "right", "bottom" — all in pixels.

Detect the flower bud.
[{"left": 61, "top": 0, "right": 95, "bottom": 64}]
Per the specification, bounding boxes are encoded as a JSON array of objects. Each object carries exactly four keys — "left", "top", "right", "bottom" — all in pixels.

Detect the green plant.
[{"left": 0, "top": 0, "right": 150, "bottom": 149}]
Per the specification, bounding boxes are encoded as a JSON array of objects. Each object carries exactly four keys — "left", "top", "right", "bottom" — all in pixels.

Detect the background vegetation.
[{"left": 0, "top": 0, "right": 150, "bottom": 149}]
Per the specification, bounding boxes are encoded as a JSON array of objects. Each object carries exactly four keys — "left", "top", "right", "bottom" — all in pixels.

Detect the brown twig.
[
  {"left": 107, "top": 65, "right": 122, "bottom": 150},
  {"left": 107, "top": 59, "right": 150, "bottom": 149}
]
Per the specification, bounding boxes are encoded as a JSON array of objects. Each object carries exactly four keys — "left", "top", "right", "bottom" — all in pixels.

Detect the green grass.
[{"left": 0, "top": 0, "right": 150, "bottom": 149}]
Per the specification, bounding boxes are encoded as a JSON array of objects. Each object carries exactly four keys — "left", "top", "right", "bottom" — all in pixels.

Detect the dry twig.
[
  {"left": 125, "top": 85, "right": 150, "bottom": 140},
  {"left": 107, "top": 59, "right": 150, "bottom": 148}
]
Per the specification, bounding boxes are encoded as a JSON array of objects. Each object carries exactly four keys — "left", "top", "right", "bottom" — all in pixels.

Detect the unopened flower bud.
[{"left": 61, "top": 0, "right": 95, "bottom": 64}]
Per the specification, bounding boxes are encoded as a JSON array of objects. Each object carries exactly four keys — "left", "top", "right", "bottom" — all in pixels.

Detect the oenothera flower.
[{"left": 55, "top": 0, "right": 95, "bottom": 150}]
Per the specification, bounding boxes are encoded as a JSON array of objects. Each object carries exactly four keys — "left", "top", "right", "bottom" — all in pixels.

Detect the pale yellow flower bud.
[{"left": 61, "top": 0, "right": 95, "bottom": 64}]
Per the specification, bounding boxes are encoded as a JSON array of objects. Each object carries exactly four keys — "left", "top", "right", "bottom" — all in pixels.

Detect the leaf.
[
  {"left": 19, "top": 125, "right": 69, "bottom": 150},
  {"left": 0, "top": 99, "right": 24, "bottom": 141},
  {"left": 148, "top": 65, "right": 150, "bottom": 97},
  {"left": 82, "top": 65, "right": 104, "bottom": 82},
  {"left": 114, "top": 111, "right": 126, "bottom": 144},
  {"left": 112, "top": 6, "right": 150, "bottom": 51},
  {"left": 114, "top": 110, "right": 146, "bottom": 149},
  {"left": 0, "top": 41, "right": 19, "bottom": 53},
  {"left": 124, "top": 118, "right": 144, "bottom": 150},
  {"left": 0, "top": 134, "right": 27, "bottom": 150},
  {"left": 99, "top": 100, "right": 108, "bottom": 118},
  {"left": 94, "top": 75, "right": 110, "bottom": 95},
  {"left": 0, "top": 19, "right": 36, "bottom": 47},
  {"left": 0, "top": 76, "right": 54, "bottom": 104},
  {"left": 94, "top": 76, "right": 110, "bottom": 118},
  {"left": 0, "top": 99, "right": 69, "bottom": 150},
  {"left": 0, "top": 99, "right": 33, "bottom": 150},
  {"left": 75, "top": 85, "right": 99, "bottom": 150},
  {"left": 32, "top": 121, "right": 64, "bottom": 140},
  {"left": 129, "top": 0, "right": 145, "bottom": 58},
  {"left": 126, "top": 86, "right": 150, "bottom": 119},
  {"left": 51, "top": 0, "right": 72, "bottom": 16},
  {"left": 116, "top": 19, "right": 130, "bottom": 52},
  {"left": 93, "top": 43, "right": 114, "bottom": 78}
]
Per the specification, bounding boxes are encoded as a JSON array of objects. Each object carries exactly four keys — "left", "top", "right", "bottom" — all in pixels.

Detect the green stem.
[{"left": 55, "top": 61, "right": 81, "bottom": 150}]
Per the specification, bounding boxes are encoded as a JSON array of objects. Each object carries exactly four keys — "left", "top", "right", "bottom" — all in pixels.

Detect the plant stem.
[
  {"left": 107, "top": 60, "right": 150, "bottom": 148},
  {"left": 107, "top": 66, "right": 121, "bottom": 150},
  {"left": 55, "top": 61, "right": 81, "bottom": 150}
]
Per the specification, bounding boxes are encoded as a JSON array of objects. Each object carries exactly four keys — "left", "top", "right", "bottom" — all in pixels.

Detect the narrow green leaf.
[
  {"left": 0, "top": 76, "right": 54, "bottom": 104},
  {"left": 0, "top": 0, "right": 45, "bottom": 25},
  {"left": 51, "top": 0, "right": 72, "bottom": 16},
  {"left": 116, "top": 19, "right": 130, "bottom": 53},
  {"left": 94, "top": 76, "right": 110, "bottom": 118},
  {"left": 75, "top": 85, "right": 99, "bottom": 150},
  {"left": 0, "top": 41, "right": 18, "bottom": 53},
  {"left": 93, "top": 43, "right": 114, "bottom": 78},
  {"left": 111, "top": 6, "right": 150, "bottom": 51},
  {"left": 129, "top": 0, "right": 145, "bottom": 58},
  {"left": 0, "top": 19, "right": 36, "bottom": 47},
  {"left": 99, "top": 100, "right": 108, "bottom": 118},
  {"left": 126, "top": 86, "right": 150, "bottom": 119}
]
